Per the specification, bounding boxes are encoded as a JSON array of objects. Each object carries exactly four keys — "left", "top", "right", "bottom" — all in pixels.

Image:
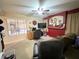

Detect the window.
[{"left": 7, "top": 18, "right": 27, "bottom": 36}]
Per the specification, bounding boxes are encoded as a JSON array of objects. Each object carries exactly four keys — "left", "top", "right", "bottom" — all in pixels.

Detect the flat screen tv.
[{"left": 38, "top": 23, "right": 46, "bottom": 28}]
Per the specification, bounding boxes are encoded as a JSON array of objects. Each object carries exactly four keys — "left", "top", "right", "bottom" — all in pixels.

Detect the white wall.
[{"left": 26, "top": 17, "right": 43, "bottom": 31}]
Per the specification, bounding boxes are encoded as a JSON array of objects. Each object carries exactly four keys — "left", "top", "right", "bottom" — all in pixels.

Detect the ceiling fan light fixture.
[{"left": 32, "top": 8, "right": 49, "bottom": 15}]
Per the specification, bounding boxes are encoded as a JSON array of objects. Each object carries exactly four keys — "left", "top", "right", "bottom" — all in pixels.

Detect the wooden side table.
[{"left": 27, "top": 31, "right": 34, "bottom": 40}]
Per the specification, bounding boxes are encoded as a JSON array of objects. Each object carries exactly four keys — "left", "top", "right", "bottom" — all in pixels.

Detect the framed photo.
[
  {"left": 48, "top": 16, "right": 65, "bottom": 29},
  {"left": 9, "top": 22, "right": 17, "bottom": 35}
]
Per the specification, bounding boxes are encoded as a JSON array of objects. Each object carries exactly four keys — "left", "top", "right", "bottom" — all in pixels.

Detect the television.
[{"left": 38, "top": 23, "right": 46, "bottom": 28}]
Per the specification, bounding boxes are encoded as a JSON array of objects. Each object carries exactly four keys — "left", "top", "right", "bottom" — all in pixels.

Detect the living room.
[{"left": 0, "top": 0, "right": 79, "bottom": 59}]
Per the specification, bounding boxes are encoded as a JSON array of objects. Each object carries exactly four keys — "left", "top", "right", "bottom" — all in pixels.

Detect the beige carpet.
[
  {"left": 4, "top": 36, "right": 57, "bottom": 59},
  {"left": 4, "top": 40, "right": 35, "bottom": 59}
]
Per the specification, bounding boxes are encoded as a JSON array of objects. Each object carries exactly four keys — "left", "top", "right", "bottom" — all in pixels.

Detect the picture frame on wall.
[
  {"left": 9, "top": 22, "right": 17, "bottom": 35},
  {"left": 48, "top": 16, "right": 65, "bottom": 29}
]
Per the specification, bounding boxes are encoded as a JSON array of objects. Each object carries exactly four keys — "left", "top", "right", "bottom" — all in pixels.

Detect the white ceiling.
[{"left": 0, "top": 0, "right": 79, "bottom": 18}]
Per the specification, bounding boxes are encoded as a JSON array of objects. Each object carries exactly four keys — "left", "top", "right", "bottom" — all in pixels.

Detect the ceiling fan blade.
[
  {"left": 38, "top": 0, "right": 46, "bottom": 7},
  {"left": 44, "top": 9, "right": 50, "bottom": 11}
]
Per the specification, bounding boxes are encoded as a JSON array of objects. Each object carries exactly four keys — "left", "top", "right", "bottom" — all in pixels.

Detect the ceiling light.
[{"left": 32, "top": 8, "right": 49, "bottom": 15}]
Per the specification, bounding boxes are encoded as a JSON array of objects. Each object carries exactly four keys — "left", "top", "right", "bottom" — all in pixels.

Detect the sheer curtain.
[
  {"left": 7, "top": 18, "right": 27, "bottom": 36},
  {"left": 65, "top": 12, "right": 79, "bottom": 35}
]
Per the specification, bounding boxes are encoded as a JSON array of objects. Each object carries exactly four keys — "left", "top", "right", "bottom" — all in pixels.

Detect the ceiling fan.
[{"left": 32, "top": 8, "right": 50, "bottom": 15}]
